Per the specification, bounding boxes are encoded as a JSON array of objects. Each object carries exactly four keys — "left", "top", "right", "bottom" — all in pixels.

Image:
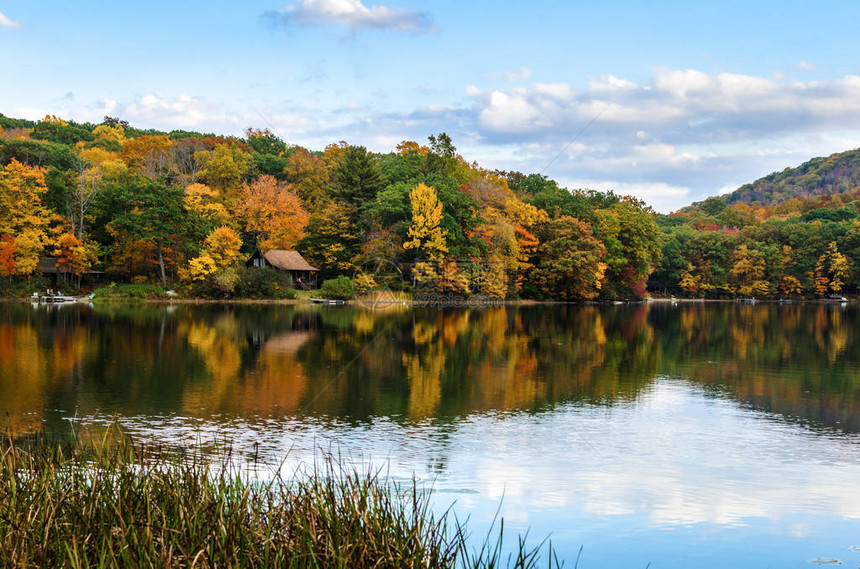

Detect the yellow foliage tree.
[
  {"left": 40, "top": 115, "right": 68, "bottom": 126},
  {"left": 404, "top": 183, "right": 448, "bottom": 262},
  {"left": 184, "top": 183, "right": 230, "bottom": 226},
  {"left": 92, "top": 124, "right": 125, "bottom": 142},
  {"left": 121, "top": 135, "right": 174, "bottom": 179},
  {"left": 0, "top": 160, "right": 50, "bottom": 275},
  {"left": 181, "top": 226, "right": 243, "bottom": 288},
  {"left": 781, "top": 275, "right": 804, "bottom": 296},
  {"left": 196, "top": 144, "right": 252, "bottom": 207},
  {"left": 396, "top": 140, "right": 430, "bottom": 156},
  {"left": 730, "top": 244, "right": 766, "bottom": 296},
  {"left": 187, "top": 255, "right": 217, "bottom": 281},
  {"left": 322, "top": 141, "right": 348, "bottom": 171},
  {"left": 204, "top": 226, "right": 242, "bottom": 270},
  {"left": 815, "top": 241, "right": 849, "bottom": 295},
  {"left": 12, "top": 232, "right": 44, "bottom": 276},
  {"left": 474, "top": 208, "right": 514, "bottom": 293},
  {"left": 284, "top": 147, "right": 332, "bottom": 207},
  {"left": 71, "top": 146, "right": 126, "bottom": 240},
  {"left": 475, "top": 256, "right": 508, "bottom": 298}
]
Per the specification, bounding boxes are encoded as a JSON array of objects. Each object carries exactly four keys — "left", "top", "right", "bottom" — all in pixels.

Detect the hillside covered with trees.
[
  {"left": 656, "top": 167, "right": 860, "bottom": 298},
  {"left": 0, "top": 113, "right": 661, "bottom": 301},
  {"left": 702, "top": 147, "right": 860, "bottom": 208},
  {"left": 3, "top": 112, "right": 860, "bottom": 301}
]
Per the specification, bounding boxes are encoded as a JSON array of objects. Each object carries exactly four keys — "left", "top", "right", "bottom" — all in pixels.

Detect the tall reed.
[{"left": 0, "top": 428, "right": 560, "bottom": 568}]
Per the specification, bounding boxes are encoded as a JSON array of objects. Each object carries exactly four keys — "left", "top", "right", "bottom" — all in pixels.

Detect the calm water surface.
[{"left": 2, "top": 301, "right": 859, "bottom": 568}]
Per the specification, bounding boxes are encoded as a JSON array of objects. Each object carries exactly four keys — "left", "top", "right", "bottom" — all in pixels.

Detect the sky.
[{"left": 3, "top": 0, "right": 860, "bottom": 212}]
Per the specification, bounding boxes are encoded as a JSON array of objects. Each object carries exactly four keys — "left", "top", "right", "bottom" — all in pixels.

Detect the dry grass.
[{"left": 0, "top": 428, "right": 560, "bottom": 568}]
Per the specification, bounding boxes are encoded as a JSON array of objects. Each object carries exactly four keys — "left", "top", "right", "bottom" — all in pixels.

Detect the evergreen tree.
[{"left": 335, "top": 145, "right": 383, "bottom": 205}]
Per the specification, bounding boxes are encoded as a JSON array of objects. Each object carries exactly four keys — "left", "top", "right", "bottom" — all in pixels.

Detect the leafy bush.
[
  {"left": 233, "top": 266, "right": 295, "bottom": 299},
  {"left": 0, "top": 275, "right": 51, "bottom": 299},
  {"left": 92, "top": 283, "right": 167, "bottom": 299},
  {"left": 320, "top": 275, "right": 355, "bottom": 300}
]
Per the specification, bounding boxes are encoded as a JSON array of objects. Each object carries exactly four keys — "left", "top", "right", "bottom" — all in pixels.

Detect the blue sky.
[{"left": 3, "top": 0, "right": 860, "bottom": 211}]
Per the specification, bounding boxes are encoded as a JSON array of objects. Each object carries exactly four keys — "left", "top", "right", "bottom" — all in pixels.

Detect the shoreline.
[{"left": 2, "top": 295, "right": 852, "bottom": 306}]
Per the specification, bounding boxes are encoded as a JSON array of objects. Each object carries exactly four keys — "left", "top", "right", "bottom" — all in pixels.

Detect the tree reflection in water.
[{"left": 1, "top": 302, "right": 859, "bottom": 435}]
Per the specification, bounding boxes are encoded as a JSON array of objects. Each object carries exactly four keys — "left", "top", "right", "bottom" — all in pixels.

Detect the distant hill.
[{"left": 721, "top": 147, "right": 860, "bottom": 207}]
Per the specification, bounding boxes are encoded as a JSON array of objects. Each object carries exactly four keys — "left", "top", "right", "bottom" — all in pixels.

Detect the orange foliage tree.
[
  {"left": 0, "top": 234, "right": 16, "bottom": 280},
  {"left": 237, "top": 175, "right": 308, "bottom": 250},
  {"left": 54, "top": 232, "right": 95, "bottom": 284}
]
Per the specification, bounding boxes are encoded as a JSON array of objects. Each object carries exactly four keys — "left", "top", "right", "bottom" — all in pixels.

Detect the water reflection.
[
  {"left": 3, "top": 301, "right": 860, "bottom": 567},
  {"left": 2, "top": 302, "right": 860, "bottom": 433}
]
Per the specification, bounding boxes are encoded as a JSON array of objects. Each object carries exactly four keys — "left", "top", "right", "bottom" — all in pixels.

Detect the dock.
[{"left": 32, "top": 293, "right": 88, "bottom": 304}]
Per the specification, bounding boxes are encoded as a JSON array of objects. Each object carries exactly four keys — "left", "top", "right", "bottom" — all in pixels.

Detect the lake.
[{"left": 1, "top": 301, "right": 859, "bottom": 568}]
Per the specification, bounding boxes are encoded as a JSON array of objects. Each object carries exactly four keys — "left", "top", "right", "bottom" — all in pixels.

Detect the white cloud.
[
  {"left": 477, "top": 90, "right": 544, "bottom": 134},
  {"left": 506, "top": 66, "right": 531, "bottom": 82},
  {"left": 653, "top": 68, "right": 711, "bottom": 98},
  {"left": 124, "top": 94, "right": 226, "bottom": 128},
  {"left": 9, "top": 94, "right": 252, "bottom": 137},
  {"left": 266, "top": 0, "right": 434, "bottom": 34},
  {"left": 587, "top": 74, "right": 637, "bottom": 93},
  {"left": 634, "top": 143, "right": 683, "bottom": 161},
  {"left": 487, "top": 66, "right": 532, "bottom": 83},
  {"left": 0, "top": 11, "right": 21, "bottom": 29},
  {"left": 468, "top": 70, "right": 860, "bottom": 142},
  {"left": 459, "top": 69, "right": 860, "bottom": 209},
  {"left": 797, "top": 60, "right": 818, "bottom": 72},
  {"left": 561, "top": 179, "right": 691, "bottom": 213}
]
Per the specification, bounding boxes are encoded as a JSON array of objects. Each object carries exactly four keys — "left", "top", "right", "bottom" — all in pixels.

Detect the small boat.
[
  {"left": 737, "top": 297, "right": 757, "bottom": 304},
  {"left": 310, "top": 298, "right": 346, "bottom": 305},
  {"left": 826, "top": 294, "right": 848, "bottom": 303}
]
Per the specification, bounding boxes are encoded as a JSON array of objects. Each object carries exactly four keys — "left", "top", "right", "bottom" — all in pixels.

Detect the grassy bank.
[
  {"left": 0, "top": 431, "right": 559, "bottom": 568},
  {"left": 91, "top": 283, "right": 170, "bottom": 300}
]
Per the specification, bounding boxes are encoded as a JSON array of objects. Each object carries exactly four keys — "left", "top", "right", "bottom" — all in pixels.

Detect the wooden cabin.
[
  {"left": 37, "top": 257, "right": 103, "bottom": 284},
  {"left": 246, "top": 250, "right": 319, "bottom": 290}
]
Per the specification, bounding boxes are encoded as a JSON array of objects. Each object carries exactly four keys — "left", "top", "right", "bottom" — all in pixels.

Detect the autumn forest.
[{"left": 1, "top": 112, "right": 859, "bottom": 300}]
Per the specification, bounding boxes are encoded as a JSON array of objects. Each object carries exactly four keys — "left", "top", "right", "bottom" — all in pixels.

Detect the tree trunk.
[
  {"left": 157, "top": 244, "right": 167, "bottom": 288},
  {"left": 77, "top": 199, "right": 85, "bottom": 241}
]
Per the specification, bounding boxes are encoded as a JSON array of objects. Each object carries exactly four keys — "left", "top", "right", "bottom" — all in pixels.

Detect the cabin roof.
[
  {"left": 37, "top": 257, "right": 70, "bottom": 274},
  {"left": 263, "top": 250, "right": 319, "bottom": 272},
  {"left": 37, "top": 257, "right": 104, "bottom": 275}
]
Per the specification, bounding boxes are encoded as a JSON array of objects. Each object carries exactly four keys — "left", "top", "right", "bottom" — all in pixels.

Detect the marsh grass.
[{"left": 0, "top": 428, "right": 561, "bottom": 568}]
